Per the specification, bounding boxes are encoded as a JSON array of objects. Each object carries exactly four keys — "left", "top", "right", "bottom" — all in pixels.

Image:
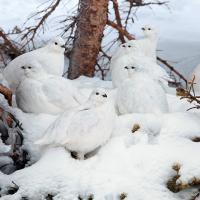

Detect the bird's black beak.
[
  {"left": 102, "top": 94, "right": 107, "bottom": 98},
  {"left": 141, "top": 27, "right": 145, "bottom": 31},
  {"left": 61, "top": 45, "right": 66, "bottom": 49}
]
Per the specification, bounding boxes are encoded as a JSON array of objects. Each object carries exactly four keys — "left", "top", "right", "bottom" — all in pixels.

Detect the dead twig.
[{"left": 177, "top": 76, "right": 200, "bottom": 110}]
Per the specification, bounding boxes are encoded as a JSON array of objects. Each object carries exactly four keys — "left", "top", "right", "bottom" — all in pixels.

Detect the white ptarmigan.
[
  {"left": 189, "top": 63, "right": 200, "bottom": 93},
  {"left": 112, "top": 25, "right": 158, "bottom": 62},
  {"left": 3, "top": 37, "right": 65, "bottom": 92},
  {"left": 110, "top": 26, "right": 171, "bottom": 89},
  {"left": 117, "top": 65, "right": 169, "bottom": 114},
  {"left": 35, "top": 88, "right": 116, "bottom": 160},
  {"left": 15, "top": 61, "right": 84, "bottom": 115}
]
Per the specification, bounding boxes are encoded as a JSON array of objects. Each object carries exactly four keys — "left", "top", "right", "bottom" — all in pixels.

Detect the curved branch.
[{"left": 107, "top": 20, "right": 135, "bottom": 40}]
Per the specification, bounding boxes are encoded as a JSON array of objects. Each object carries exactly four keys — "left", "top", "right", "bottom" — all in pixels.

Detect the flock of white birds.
[{"left": 1, "top": 25, "right": 200, "bottom": 160}]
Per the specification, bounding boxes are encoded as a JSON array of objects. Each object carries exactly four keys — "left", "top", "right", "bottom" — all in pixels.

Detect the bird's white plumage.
[
  {"left": 111, "top": 55, "right": 171, "bottom": 89},
  {"left": 189, "top": 63, "right": 200, "bottom": 93},
  {"left": 112, "top": 25, "right": 158, "bottom": 62},
  {"left": 35, "top": 88, "right": 116, "bottom": 159},
  {"left": 3, "top": 37, "right": 65, "bottom": 92},
  {"left": 15, "top": 61, "right": 83, "bottom": 115},
  {"left": 117, "top": 66, "right": 169, "bottom": 114}
]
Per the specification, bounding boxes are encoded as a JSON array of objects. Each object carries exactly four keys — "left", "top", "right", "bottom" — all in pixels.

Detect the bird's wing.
[
  {"left": 42, "top": 77, "right": 80, "bottom": 108},
  {"left": 35, "top": 106, "right": 99, "bottom": 146},
  {"left": 35, "top": 108, "right": 76, "bottom": 145},
  {"left": 146, "top": 62, "right": 172, "bottom": 82},
  {"left": 67, "top": 108, "right": 100, "bottom": 138}
]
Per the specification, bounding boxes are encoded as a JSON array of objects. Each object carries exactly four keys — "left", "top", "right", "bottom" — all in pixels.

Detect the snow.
[{"left": 0, "top": 77, "right": 200, "bottom": 200}]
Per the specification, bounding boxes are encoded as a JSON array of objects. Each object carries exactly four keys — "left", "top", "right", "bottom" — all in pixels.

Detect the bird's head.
[
  {"left": 141, "top": 25, "right": 157, "bottom": 38},
  {"left": 89, "top": 88, "right": 109, "bottom": 106},
  {"left": 119, "top": 40, "right": 134, "bottom": 52},
  {"left": 123, "top": 65, "right": 137, "bottom": 78},
  {"left": 20, "top": 61, "right": 46, "bottom": 79},
  {"left": 47, "top": 37, "right": 66, "bottom": 53}
]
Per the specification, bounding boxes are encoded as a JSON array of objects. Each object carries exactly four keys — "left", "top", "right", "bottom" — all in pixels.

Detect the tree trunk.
[{"left": 68, "top": 0, "right": 108, "bottom": 79}]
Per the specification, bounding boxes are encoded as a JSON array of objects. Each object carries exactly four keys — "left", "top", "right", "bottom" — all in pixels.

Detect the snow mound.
[{"left": 0, "top": 77, "right": 200, "bottom": 200}]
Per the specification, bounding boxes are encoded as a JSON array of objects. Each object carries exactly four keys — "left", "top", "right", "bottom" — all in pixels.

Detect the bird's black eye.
[
  {"left": 28, "top": 66, "right": 32, "bottom": 69},
  {"left": 148, "top": 28, "right": 151, "bottom": 30},
  {"left": 96, "top": 92, "right": 99, "bottom": 95},
  {"left": 131, "top": 66, "right": 135, "bottom": 69},
  {"left": 102, "top": 94, "right": 107, "bottom": 98},
  {"left": 122, "top": 44, "right": 126, "bottom": 47},
  {"left": 55, "top": 42, "right": 58, "bottom": 45},
  {"left": 128, "top": 45, "right": 131, "bottom": 48},
  {"left": 21, "top": 66, "right": 26, "bottom": 69},
  {"left": 124, "top": 66, "right": 128, "bottom": 69}
]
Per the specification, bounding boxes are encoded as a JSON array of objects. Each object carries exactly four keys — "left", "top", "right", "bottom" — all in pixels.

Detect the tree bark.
[{"left": 68, "top": 0, "right": 108, "bottom": 79}]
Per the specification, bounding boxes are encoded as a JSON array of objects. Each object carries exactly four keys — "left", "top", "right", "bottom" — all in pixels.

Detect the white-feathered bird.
[
  {"left": 189, "top": 63, "right": 200, "bottom": 93},
  {"left": 35, "top": 88, "right": 116, "bottom": 160},
  {"left": 111, "top": 56, "right": 171, "bottom": 89},
  {"left": 117, "top": 65, "right": 169, "bottom": 114},
  {"left": 3, "top": 37, "right": 65, "bottom": 92},
  {"left": 15, "top": 61, "right": 83, "bottom": 115},
  {"left": 112, "top": 25, "right": 158, "bottom": 62}
]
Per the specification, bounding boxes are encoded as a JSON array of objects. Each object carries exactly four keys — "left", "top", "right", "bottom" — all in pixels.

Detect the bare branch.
[
  {"left": 0, "top": 29, "right": 23, "bottom": 62},
  {"left": 21, "top": 0, "right": 61, "bottom": 47},
  {"left": 107, "top": 20, "right": 135, "bottom": 40},
  {"left": 177, "top": 76, "right": 200, "bottom": 110},
  {"left": 157, "top": 57, "right": 188, "bottom": 87},
  {"left": 125, "top": 0, "right": 168, "bottom": 7}
]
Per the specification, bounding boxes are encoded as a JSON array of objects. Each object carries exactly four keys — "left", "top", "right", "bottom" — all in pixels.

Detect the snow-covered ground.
[{"left": 0, "top": 77, "right": 200, "bottom": 200}]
